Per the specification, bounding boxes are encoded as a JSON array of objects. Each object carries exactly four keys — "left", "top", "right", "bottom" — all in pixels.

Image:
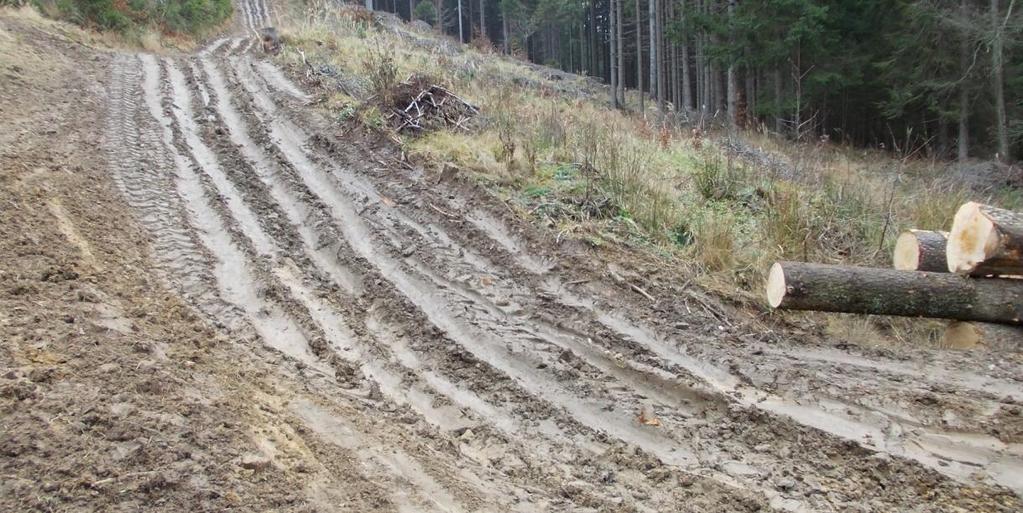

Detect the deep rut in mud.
[{"left": 95, "top": 0, "right": 1023, "bottom": 510}]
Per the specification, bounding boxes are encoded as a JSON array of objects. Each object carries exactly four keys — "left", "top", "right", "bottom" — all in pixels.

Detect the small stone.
[
  {"left": 98, "top": 363, "right": 120, "bottom": 374},
  {"left": 777, "top": 479, "right": 796, "bottom": 492}
]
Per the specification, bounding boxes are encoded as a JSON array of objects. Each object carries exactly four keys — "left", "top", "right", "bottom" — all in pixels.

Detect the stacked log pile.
[{"left": 766, "top": 201, "right": 1023, "bottom": 349}]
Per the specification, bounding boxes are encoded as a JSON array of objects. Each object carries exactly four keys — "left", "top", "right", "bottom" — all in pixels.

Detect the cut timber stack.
[{"left": 766, "top": 201, "right": 1023, "bottom": 350}]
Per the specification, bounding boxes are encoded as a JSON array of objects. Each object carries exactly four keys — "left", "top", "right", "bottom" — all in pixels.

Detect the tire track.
[
  {"left": 201, "top": 54, "right": 718, "bottom": 512},
  {"left": 105, "top": 54, "right": 235, "bottom": 325},
  {"left": 240, "top": 56, "right": 1023, "bottom": 506},
  {"left": 141, "top": 54, "right": 323, "bottom": 370},
  {"left": 184, "top": 55, "right": 609, "bottom": 512},
  {"left": 223, "top": 54, "right": 844, "bottom": 511}
]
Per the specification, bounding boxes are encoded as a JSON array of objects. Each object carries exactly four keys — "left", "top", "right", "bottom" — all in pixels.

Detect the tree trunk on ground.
[
  {"left": 765, "top": 262, "right": 1023, "bottom": 324},
  {"left": 943, "top": 321, "right": 1023, "bottom": 350},
  {"left": 948, "top": 202, "right": 1023, "bottom": 276},
  {"left": 991, "top": 0, "right": 1011, "bottom": 161},
  {"left": 894, "top": 230, "right": 950, "bottom": 272},
  {"left": 636, "top": 0, "right": 644, "bottom": 112}
]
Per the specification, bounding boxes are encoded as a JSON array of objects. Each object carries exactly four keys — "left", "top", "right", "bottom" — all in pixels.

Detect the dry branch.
[
  {"left": 386, "top": 80, "right": 479, "bottom": 133},
  {"left": 766, "top": 261, "right": 1023, "bottom": 324}
]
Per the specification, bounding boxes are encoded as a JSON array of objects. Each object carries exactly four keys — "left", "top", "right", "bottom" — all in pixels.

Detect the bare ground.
[{"left": 1, "top": 2, "right": 1022, "bottom": 512}]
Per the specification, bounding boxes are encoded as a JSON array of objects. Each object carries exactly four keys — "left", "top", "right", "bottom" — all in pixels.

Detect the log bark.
[
  {"left": 948, "top": 202, "right": 1023, "bottom": 276},
  {"left": 766, "top": 262, "right": 1023, "bottom": 324},
  {"left": 943, "top": 321, "right": 1023, "bottom": 350},
  {"left": 893, "top": 230, "right": 949, "bottom": 272}
]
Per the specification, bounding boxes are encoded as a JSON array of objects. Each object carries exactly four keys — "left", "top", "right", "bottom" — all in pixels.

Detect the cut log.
[
  {"left": 942, "top": 322, "right": 1023, "bottom": 350},
  {"left": 947, "top": 202, "right": 1023, "bottom": 276},
  {"left": 894, "top": 230, "right": 949, "bottom": 272},
  {"left": 766, "top": 261, "right": 1023, "bottom": 324}
]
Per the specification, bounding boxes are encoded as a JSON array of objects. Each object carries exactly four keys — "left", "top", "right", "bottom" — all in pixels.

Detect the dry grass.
[
  {"left": 276, "top": 1, "right": 1023, "bottom": 347},
  {"left": 1, "top": 4, "right": 195, "bottom": 51}
]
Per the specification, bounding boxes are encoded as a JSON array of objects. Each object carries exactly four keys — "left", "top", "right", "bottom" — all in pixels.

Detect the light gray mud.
[
  {"left": 225, "top": 48, "right": 1022, "bottom": 511},
  {"left": 84, "top": 0, "right": 1023, "bottom": 511}
]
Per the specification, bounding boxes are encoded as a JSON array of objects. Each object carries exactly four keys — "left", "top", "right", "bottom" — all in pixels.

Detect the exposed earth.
[{"left": 2, "top": 2, "right": 1022, "bottom": 512}]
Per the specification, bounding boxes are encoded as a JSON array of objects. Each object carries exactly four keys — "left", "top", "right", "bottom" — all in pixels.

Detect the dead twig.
[
  {"left": 429, "top": 203, "right": 459, "bottom": 219},
  {"left": 630, "top": 283, "right": 656, "bottom": 302}
]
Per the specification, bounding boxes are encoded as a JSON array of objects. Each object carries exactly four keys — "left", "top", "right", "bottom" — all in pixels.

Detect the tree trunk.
[
  {"left": 943, "top": 321, "right": 1023, "bottom": 350},
  {"left": 680, "top": 0, "right": 692, "bottom": 114},
  {"left": 366, "top": 0, "right": 373, "bottom": 11},
  {"left": 669, "top": 0, "right": 679, "bottom": 111},
  {"left": 649, "top": 0, "right": 657, "bottom": 105},
  {"left": 726, "top": 0, "right": 737, "bottom": 129},
  {"left": 773, "top": 67, "right": 783, "bottom": 134},
  {"left": 958, "top": 0, "right": 970, "bottom": 161},
  {"left": 479, "top": 0, "right": 485, "bottom": 41},
  {"left": 991, "top": 0, "right": 1010, "bottom": 161},
  {"left": 745, "top": 66, "right": 755, "bottom": 127},
  {"left": 656, "top": 0, "right": 665, "bottom": 112},
  {"left": 636, "top": 0, "right": 644, "bottom": 112},
  {"left": 590, "top": 0, "right": 597, "bottom": 74},
  {"left": 502, "top": 8, "right": 509, "bottom": 53},
  {"left": 458, "top": 0, "right": 464, "bottom": 43},
  {"left": 894, "top": 230, "right": 950, "bottom": 272},
  {"left": 765, "top": 262, "right": 1023, "bottom": 324},
  {"left": 948, "top": 202, "right": 1023, "bottom": 276},
  {"left": 610, "top": 0, "right": 619, "bottom": 108},
  {"left": 617, "top": 0, "right": 625, "bottom": 105}
]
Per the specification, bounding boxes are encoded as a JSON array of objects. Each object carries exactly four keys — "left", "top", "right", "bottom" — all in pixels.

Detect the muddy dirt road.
[{"left": 2, "top": 1, "right": 1023, "bottom": 511}]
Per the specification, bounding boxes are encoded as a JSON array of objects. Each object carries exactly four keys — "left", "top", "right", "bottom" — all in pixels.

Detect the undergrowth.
[
  {"left": 33, "top": 0, "right": 231, "bottom": 37},
  {"left": 276, "top": 1, "right": 1022, "bottom": 347}
]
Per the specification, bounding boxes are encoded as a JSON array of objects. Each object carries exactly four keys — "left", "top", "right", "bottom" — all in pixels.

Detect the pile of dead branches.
[{"left": 386, "top": 78, "right": 479, "bottom": 133}]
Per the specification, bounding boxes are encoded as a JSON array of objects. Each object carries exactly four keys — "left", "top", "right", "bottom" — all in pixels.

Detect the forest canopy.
[{"left": 368, "top": 0, "right": 1022, "bottom": 161}]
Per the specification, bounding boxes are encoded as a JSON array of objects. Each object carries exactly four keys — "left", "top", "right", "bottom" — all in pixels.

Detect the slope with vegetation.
[
  {"left": 23, "top": 0, "right": 232, "bottom": 38},
  {"left": 278, "top": 0, "right": 1020, "bottom": 345},
  {"left": 366, "top": 0, "right": 1023, "bottom": 163}
]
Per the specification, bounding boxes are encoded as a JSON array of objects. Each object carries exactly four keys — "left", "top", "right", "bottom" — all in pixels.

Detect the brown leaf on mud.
[
  {"left": 479, "top": 275, "right": 495, "bottom": 287},
  {"left": 637, "top": 409, "right": 661, "bottom": 427}
]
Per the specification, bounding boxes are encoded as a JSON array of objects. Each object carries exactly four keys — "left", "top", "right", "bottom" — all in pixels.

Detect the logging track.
[{"left": 73, "top": 0, "right": 1023, "bottom": 510}]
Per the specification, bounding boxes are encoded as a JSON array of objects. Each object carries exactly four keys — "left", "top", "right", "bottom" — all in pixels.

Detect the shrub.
[
  {"left": 36, "top": 0, "right": 232, "bottom": 35},
  {"left": 412, "top": 1, "right": 436, "bottom": 26},
  {"left": 361, "top": 45, "right": 399, "bottom": 108}
]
